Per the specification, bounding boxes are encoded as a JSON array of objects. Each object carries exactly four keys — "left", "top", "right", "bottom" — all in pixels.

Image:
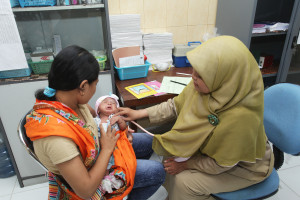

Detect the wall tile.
[
  {"left": 208, "top": 0, "right": 217, "bottom": 25},
  {"left": 107, "top": 0, "right": 120, "bottom": 15},
  {"left": 119, "top": 0, "right": 144, "bottom": 29},
  {"left": 108, "top": 0, "right": 218, "bottom": 44},
  {"left": 144, "top": 0, "right": 167, "bottom": 28},
  {"left": 166, "top": 26, "right": 188, "bottom": 44},
  {"left": 166, "top": 0, "right": 188, "bottom": 27},
  {"left": 188, "top": 0, "right": 210, "bottom": 25},
  {"left": 120, "top": 0, "right": 143, "bottom": 14},
  {"left": 187, "top": 24, "right": 208, "bottom": 43},
  {"left": 143, "top": 28, "right": 167, "bottom": 34}
]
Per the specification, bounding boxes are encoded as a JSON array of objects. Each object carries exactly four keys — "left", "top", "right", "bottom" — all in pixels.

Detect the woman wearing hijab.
[{"left": 116, "top": 36, "right": 274, "bottom": 200}]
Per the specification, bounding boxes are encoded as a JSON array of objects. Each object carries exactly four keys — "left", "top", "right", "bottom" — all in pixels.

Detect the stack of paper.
[
  {"left": 110, "top": 14, "right": 143, "bottom": 49},
  {"left": 252, "top": 24, "right": 268, "bottom": 34},
  {"left": 252, "top": 22, "right": 289, "bottom": 34},
  {"left": 143, "top": 33, "right": 174, "bottom": 64},
  {"left": 268, "top": 23, "right": 289, "bottom": 32},
  {"left": 0, "top": 1, "right": 28, "bottom": 72}
]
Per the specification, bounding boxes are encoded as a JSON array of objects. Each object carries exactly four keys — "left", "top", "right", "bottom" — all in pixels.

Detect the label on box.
[
  {"left": 31, "top": 52, "right": 54, "bottom": 62},
  {"left": 31, "top": 55, "right": 54, "bottom": 62},
  {"left": 258, "top": 57, "right": 265, "bottom": 69}
]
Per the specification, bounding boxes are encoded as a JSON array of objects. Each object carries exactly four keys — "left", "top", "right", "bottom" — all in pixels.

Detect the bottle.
[{"left": 0, "top": 135, "right": 15, "bottom": 178}]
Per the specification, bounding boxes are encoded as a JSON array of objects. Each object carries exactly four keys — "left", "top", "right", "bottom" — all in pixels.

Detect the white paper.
[
  {"left": 119, "top": 55, "right": 144, "bottom": 68},
  {"left": 0, "top": 1, "right": 28, "bottom": 71},
  {"left": 159, "top": 76, "right": 192, "bottom": 94},
  {"left": 297, "top": 30, "right": 300, "bottom": 45}
]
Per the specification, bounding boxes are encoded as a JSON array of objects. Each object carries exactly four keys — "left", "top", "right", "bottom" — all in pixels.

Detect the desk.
[{"left": 115, "top": 67, "right": 193, "bottom": 108}]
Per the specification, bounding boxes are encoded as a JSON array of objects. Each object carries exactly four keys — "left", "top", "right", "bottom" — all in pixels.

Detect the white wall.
[{"left": 0, "top": 73, "right": 112, "bottom": 187}]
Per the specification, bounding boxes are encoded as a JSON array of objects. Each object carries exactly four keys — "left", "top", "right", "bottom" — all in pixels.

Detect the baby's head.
[{"left": 95, "top": 94, "right": 119, "bottom": 117}]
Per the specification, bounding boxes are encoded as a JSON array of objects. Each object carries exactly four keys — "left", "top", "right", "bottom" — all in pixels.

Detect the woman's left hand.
[{"left": 163, "top": 157, "right": 188, "bottom": 175}]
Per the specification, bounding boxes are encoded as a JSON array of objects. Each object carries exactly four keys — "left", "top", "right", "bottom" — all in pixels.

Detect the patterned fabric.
[{"left": 25, "top": 100, "right": 137, "bottom": 200}]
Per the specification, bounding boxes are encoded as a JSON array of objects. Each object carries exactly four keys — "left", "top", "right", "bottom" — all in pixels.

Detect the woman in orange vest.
[{"left": 25, "top": 45, "right": 165, "bottom": 200}]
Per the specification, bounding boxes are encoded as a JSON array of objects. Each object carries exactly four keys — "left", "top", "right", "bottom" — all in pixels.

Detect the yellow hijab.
[{"left": 152, "top": 35, "right": 266, "bottom": 166}]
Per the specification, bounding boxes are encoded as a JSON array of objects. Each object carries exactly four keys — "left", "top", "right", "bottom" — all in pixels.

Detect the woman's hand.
[
  {"left": 163, "top": 157, "right": 188, "bottom": 175},
  {"left": 116, "top": 107, "right": 148, "bottom": 121},
  {"left": 58, "top": 125, "right": 119, "bottom": 199},
  {"left": 99, "top": 124, "right": 119, "bottom": 153}
]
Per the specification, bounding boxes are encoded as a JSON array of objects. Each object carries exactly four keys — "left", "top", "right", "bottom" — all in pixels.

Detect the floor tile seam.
[
  {"left": 12, "top": 184, "right": 49, "bottom": 194},
  {"left": 278, "top": 164, "right": 300, "bottom": 171},
  {"left": 279, "top": 178, "right": 300, "bottom": 198},
  {"left": 0, "top": 194, "right": 11, "bottom": 198}
]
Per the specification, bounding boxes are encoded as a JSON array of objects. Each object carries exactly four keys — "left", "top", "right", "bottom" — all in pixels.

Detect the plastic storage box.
[
  {"left": 0, "top": 67, "right": 31, "bottom": 79},
  {"left": 29, "top": 60, "right": 53, "bottom": 74},
  {"left": 0, "top": 136, "right": 15, "bottom": 178},
  {"left": 10, "top": 0, "right": 20, "bottom": 7},
  {"left": 95, "top": 55, "right": 107, "bottom": 71},
  {"left": 19, "top": 0, "right": 56, "bottom": 7},
  {"left": 114, "top": 61, "right": 151, "bottom": 80},
  {"left": 173, "top": 42, "right": 201, "bottom": 67}
]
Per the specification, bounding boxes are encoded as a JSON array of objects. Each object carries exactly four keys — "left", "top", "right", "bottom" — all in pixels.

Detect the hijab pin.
[{"left": 208, "top": 114, "right": 219, "bottom": 126}]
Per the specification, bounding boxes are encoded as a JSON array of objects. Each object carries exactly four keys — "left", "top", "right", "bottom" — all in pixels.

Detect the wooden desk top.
[{"left": 115, "top": 67, "right": 193, "bottom": 107}]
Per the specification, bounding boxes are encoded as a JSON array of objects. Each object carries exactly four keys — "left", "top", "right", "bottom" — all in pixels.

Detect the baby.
[
  {"left": 94, "top": 94, "right": 127, "bottom": 135},
  {"left": 94, "top": 94, "right": 128, "bottom": 194}
]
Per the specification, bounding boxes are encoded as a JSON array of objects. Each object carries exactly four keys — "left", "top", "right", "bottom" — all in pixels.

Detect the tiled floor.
[{"left": 0, "top": 153, "right": 299, "bottom": 200}]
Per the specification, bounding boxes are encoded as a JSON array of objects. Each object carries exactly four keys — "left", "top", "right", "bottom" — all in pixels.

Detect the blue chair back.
[
  {"left": 213, "top": 83, "right": 300, "bottom": 200},
  {"left": 264, "top": 83, "right": 300, "bottom": 155}
]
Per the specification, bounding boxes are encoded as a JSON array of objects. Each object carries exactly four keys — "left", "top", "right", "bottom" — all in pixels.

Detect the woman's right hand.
[
  {"left": 116, "top": 107, "right": 148, "bottom": 121},
  {"left": 99, "top": 124, "right": 119, "bottom": 153}
]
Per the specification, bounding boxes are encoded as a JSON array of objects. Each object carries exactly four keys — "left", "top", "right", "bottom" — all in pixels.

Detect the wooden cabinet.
[{"left": 216, "top": 0, "right": 300, "bottom": 87}]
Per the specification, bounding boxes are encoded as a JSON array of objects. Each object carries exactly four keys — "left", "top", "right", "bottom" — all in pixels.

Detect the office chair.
[
  {"left": 17, "top": 110, "right": 48, "bottom": 171},
  {"left": 213, "top": 83, "right": 300, "bottom": 200}
]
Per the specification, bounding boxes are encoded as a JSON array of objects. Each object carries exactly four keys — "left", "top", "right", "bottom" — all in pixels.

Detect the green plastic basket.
[
  {"left": 95, "top": 55, "right": 107, "bottom": 71},
  {"left": 29, "top": 60, "right": 53, "bottom": 74}
]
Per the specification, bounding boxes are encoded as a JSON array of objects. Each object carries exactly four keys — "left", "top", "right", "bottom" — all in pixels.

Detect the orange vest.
[{"left": 25, "top": 100, "right": 136, "bottom": 200}]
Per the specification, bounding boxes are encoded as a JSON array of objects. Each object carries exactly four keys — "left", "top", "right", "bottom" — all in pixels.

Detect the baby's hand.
[
  {"left": 110, "top": 115, "right": 127, "bottom": 131},
  {"left": 110, "top": 115, "right": 122, "bottom": 125}
]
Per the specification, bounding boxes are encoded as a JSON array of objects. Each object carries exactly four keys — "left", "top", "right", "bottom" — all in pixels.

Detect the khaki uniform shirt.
[{"left": 146, "top": 98, "right": 274, "bottom": 181}]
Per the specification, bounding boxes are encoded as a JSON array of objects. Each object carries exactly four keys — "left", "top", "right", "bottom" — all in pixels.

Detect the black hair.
[{"left": 35, "top": 45, "right": 100, "bottom": 101}]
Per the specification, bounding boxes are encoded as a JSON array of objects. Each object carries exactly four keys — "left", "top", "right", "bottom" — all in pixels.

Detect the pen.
[
  {"left": 176, "top": 72, "right": 192, "bottom": 76},
  {"left": 170, "top": 80, "right": 187, "bottom": 86}
]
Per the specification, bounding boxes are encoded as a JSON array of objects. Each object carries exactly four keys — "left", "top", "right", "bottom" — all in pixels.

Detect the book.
[
  {"left": 144, "top": 80, "right": 166, "bottom": 96},
  {"left": 125, "top": 83, "right": 157, "bottom": 99}
]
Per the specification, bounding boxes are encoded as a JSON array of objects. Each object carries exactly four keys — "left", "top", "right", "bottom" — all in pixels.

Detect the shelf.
[
  {"left": 288, "top": 67, "right": 300, "bottom": 75},
  {"left": 0, "top": 69, "right": 112, "bottom": 85},
  {"left": 262, "top": 73, "right": 277, "bottom": 78},
  {"left": 12, "top": 4, "right": 104, "bottom": 12},
  {"left": 252, "top": 32, "right": 287, "bottom": 37},
  {"left": 261, "top": 65, "right": 279, "bottom": 78}
]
